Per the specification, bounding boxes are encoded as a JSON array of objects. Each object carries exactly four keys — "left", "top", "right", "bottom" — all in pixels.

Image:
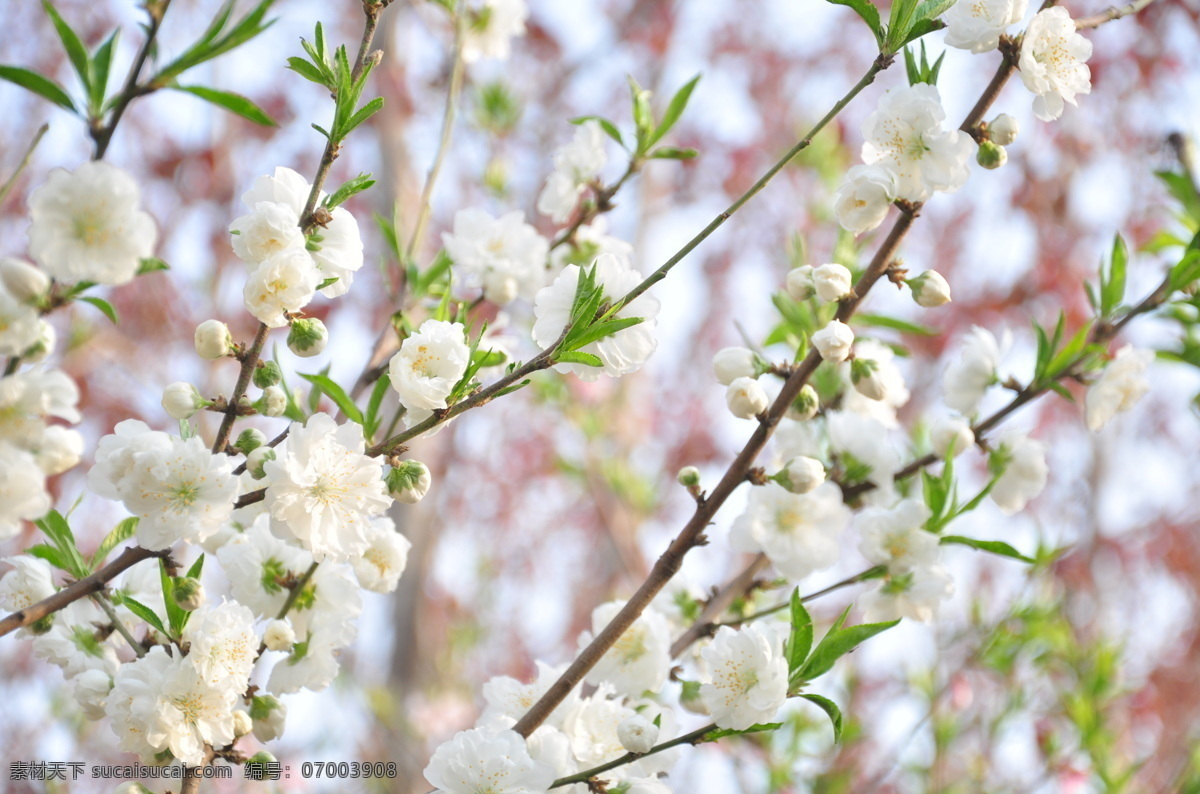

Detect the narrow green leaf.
[
  {"left": 90, "top": 517, "right": 138, "bottom": 568},
  {"left": 0, "top": 65, "right": 76, "bottom": 111},
  {"left": 786, "top": 588, "right": 814, "bottom": 674},
  {"left": 117, "top": 594, "right": 168, "bottom": 636},
  {"left": 43, "top": 2, "right": 90, "bottom": 94},
  {"left": 286, "top": 56, "right": 332, "bottom": 87},
  {"left": 26, "top": 543, "right": 70, "bottom": 573},
  {"left": 854, "top": 313, "right": 939, "bottom": 336},
  {"left": 338, "top": 96, "right": 383, "bottom": 140},
  {"left": 570, "top": 115, "right": 624, "bottom": 147},
  {"left": 79, "top": 296, "right": 119, "bottom": 324},
  {"left": 904, "top": 46, "right": 920, "bottom": 85},
  {"left": 702, "top": 723, "right": 784, "bottom": 742},
  {"left": 89, "top": 28, "right": 120, "bottom": 116},
  {"left": 298, "top": 373, "right": 364, "bottom": 424},
  {"left": 647, "top": 73, "right": 701, "bottom": 149},
  {"left": 940, "top": 535, "right": 1035, "bottom": 564},
  {"left": 799, "top": 694, "right": 844, "bottom": 741},
  {"left": 1101, "top": 234, "right": 1128, "bottom": 316},
  {"left": 160, "top": 559, "right": 184, "bottom": 638},
  {"left": 899, "top": 17, "right": 946, "bottom": 48},
  {"left": 555, "top": 350, "right": 603, "bottom": 367},
  {"left": 172, "top": 84, "right": 276, "bottom": 126},
  {"left": 564, "top": 316, "right": 644, "bottom": 353},
  {"left": 648, "top": 146, "right": 699, "bottom": 160},
  {"left": 800, "top": 613, "right": 900, "bottom": 681},
  {"left": 137, "top": 257, "right": 170, "bottom": 275},
  {"left": 913, "top": 0, "right": 957, "bottom": 23},
  {"left": 826, "top": 0, "right": 883, "bottom": 44},
  {"left": 185, "top": 554, "right": 205, "bottom": 580},
  {"left": 364, "top": 372, "right": 391, "bottom": 438}
]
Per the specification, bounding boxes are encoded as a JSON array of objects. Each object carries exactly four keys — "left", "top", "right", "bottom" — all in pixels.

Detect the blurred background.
[{"left": 2, "top": 0, "right": 1200, "bottom": 791}]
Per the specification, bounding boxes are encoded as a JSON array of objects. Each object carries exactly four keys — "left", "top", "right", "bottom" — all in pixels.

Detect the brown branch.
[
  {"left": 550, "top": 723, "right": 718, "bottom": 788},
  {"left": 211, "top": 323, "right": 270, "bottom": 454},
  {"left": 0, "top": 547, "right": 166, "bottom": 638},
  {"left": 1074, "top": 0, "right": 1158, "bottom": 29},
  {"left": 92, "top": 0, "right": 172, "bottom": 160}
]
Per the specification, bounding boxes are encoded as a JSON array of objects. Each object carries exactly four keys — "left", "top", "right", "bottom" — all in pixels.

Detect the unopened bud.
[
  {"left": 257, "top": 385, "right": 287, "bottom": 417},
  {"left": 386, "top": 460, "right": 431, "bottom": 504},
  {"left": 813, "top": 263, "right": 853, "bottom": 302},
  {"left": 785, "top": 265, "right": 816, "bottom": 301},
  {"left": 725, "top": 376, "right": 768, "bottom": 419},
  {"left": 263, "top": 619, "right": 295, "bottom": 652},
  {"left": 850, "top": 358, "right": 888, "bottom": 401},
  {"left": 812, "top": 320, "right": 854, "bottom": 363},
  {"left": 250, "top": 695, "right": 287, "bottom": 742},
  {"left": 931, "top": 416, "right": 975, "bottom": 458},
  {"left": 253, "top": 360, "right": 282, "bottom": 389},
  {"left": 247, "top": 751, "right": 278, "bottom": 765},
  {"left": 161, "top": 382, "right": 209, "bottom": 420},
  {"left": 29, "top": 615, "right": 54, "bottom": 635},
  {"left": 775, "top": 456, "right": 826, "bottom": 494},
  {"left": 617, "top": 714, "right": 658, "bottom": 754},
  {"left": 712, "top": 347, "right": 759, "bottom": 386},
  {"left": 788, "top": 384, "right": 820, "bottom": 421},
  {"left": 22, "top": 321, "right": 55, "bottom": 363},
  {"left": 194, "top": 319, "right": 232, "bottom": 360},
  {"left": 234, "top": 428, "right": 267, "bottom": 454},
  {"left": 173, "top": 577, "right": 205, "bottom": 611},
  {"left": 247, "top": 446, "right": 276, "bottom": 479},
  {"left": 287, "top": 318, "right": 328, "bottom": 358},
  {"left": 676, "top": 466, "right": 701, "bottom": 488},
  {"left": 0, "top": 257, "right": 51, "bottom": 303},
  {"left": 907, "top": 270, "right": 952, "bottom": 308},
  {"left": 976, "top": 141, "right": 1007, "bottom": 170},
  {"left": 988, "top": 113, "right": 1018, "bottom": 146},
  {"left": 232, "top": 709, "right": 254, "bottom": 738}
]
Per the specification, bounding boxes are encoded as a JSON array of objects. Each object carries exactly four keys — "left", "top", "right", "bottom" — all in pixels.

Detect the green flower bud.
[
  {"left": 287, "top": 318, "right": 328, "bottom": 358},
  {"left": 234, "top": 428, "right": 268, "bottom": 454},
  {"left": 676, "top": 466, "right": 701, "bottom": 487},
  {"left": 173, "top": 577, "right": 205, "bottom": 612},
  {"left": 386, "top": 460, "right": 431, "bottom": 504},
  {"left": 976, "top": 141, "right": 1007, "bottom": 170},
  {"left": 253, "top": 360, "right": 282, "bottom": 389}
]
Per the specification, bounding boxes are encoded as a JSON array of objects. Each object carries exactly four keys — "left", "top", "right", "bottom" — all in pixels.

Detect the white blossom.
[
  {"left": 699, "top": 623, "right": 789, "bottom": 731},
  {"left": 550, "top": 217, "right": 635, "bottom": 272},
  {"left": 1019, "top": 7, "right": 1093, "bottom": 122},
  {"left": 0, "top": 257, "right": 50, "bottom": 303},
  {"left": 990, "top": 433, "right": 1048, "bottom": 514},
  {"left": 812, "top": 320, "right": 854, "bottom": 363},
  {"left": 350, "top": 515, "right": 412, "bottom": 593},
  {"left": 27, "top": 161, "right": 158, "bottom": 285},
  {"left": 1085, "top": 345, "right": 1154, "bottom": 431},
  {"left": 785, "top": 265, "right": 816, "bottom": 300},
  {"left": 861, "top": 84, "right": 975, "bottom": 202},
  {"left": 730, "top": 482, "right": 848, "bottom": 581},
  {"left": 262, "top": 413, "right": 392, "bottom": 562},
  {"left": 32, "top": 600, "right": 120, "bottom": 679},
  {"left": 388, "top": 319, "right": 471, "bottom": 428},
  {"left": 267, "top": 623, "right": 350, "bottom": 694},
  {"left": 480, "top": 660, "right": 579, "bottom": 731},
  {"left": 181, "top": 600, "right": 258, "bottom": 689},
  {"left": 943, "top": 326, "right": 1002, "bottom": 416},
  {"left": 73, "top": 669, "right": 112, "bottom": 720},
  {"left": 424, "top": 728, "right": 554, "bottom": 794},
  {"left": 537, "top": 171, "right": 583, "bottom": 225},
  {"left": 0, "top": 443, "right": 50, "bottom": 540},
  {"left": 0, "top": 555, "right": 55, "bottom": 612},
  {"left": 813, "top": 263, "right": 853, "bottom": 302},
  {"left": 533, "top": 254, "right": 660, "bottom": 381},
  {"left": 931, "top": 415, "right": 975, "bottom": 457},
  {"left": 230, "top": 201, "right": 305, "bottom": 265},
  {"left": 0, "top": 283, "right": 41, "bottom": 357},
  {"left": 443, "top": 208, "right": 549, "bottom": 303},
  {"left": 860, "top": 563, "right": 954, "bottom": 624},
  {"left": 712, "top": 347, "right": 759, "bottom": 385},
  {"left": 943, "top": 0, "right": 1028, "bottom": 53},
  {"left": 857, "top": 499, "right": 939, "bottom": 573},
  {"left": 251, "top": 695, "right": 287, "bottom": 742},
  {"left": 841, "top": 339, "right": 910, "bottom": 427},
  {"left": 263, "top": 619, "right": 296, "bottom": 652},
  {"left": 834, "top": 165, "right": 897, "bottom": 234},
  {"left": 579, "top": 600, "right": 672, "bottom": 697},
  {"left": 462, "top": 0, "right": 529, "bottom": 63},
  {"left": 538, "top": 121, "right": 608, "bottom": 223},
  {"left": 33, "top": 425, "right": 83, "bottom": 476},
  {"left": 726, "top": 376, "right": 769, "bottom": 419},
  {"left": 827, "top": 410, "right": 901, "bottom": 496},
  {"left": 242, "top": 247, "right": 321, "bottom": 327},
  {"left": 989, "top": 113, "right": 1020, "bottom": 145}
]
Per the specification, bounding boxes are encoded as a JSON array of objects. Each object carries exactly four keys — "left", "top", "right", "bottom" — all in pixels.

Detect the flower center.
[
  {"left": 613, "top": 627, "right": 647, "bottom": 664},
  {"left": 72, "top": 210, "right": 110, "bottom": 246}
]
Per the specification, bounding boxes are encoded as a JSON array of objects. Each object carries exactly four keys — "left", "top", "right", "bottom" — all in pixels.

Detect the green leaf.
[
  {"left": 1045, "top": 321, "right": 1093, "bottom": 379},
  {"left": 940, "top": 535, "right": 1035, "bottom": 564},
  {"left": 316, "top": 277, "right": 339, "bottom": 291},
  {"left": 155, "top": 0, "right": 276, "bottom": 81},
  {"left": 555, "top": 351, "right": 603, "bottom": 367},
  {"left": 570, "top": 115, "right": 624, "bottom": 148},
  {"left": 338, "top": 96, "right": 384, "bottom": 139},
  {"left": 324, "top": 173, "right": 375, "bottom": 209},
  {"left": 137, "top": 257, "right": 170, "bottom": 275},
  {"left": 1170, "top": 250, "right": 1200, "bottom": 292},
  {"left": 286, "top": 56, "right": 332, "bottom": 87},
  {"left": 117, "top": 594, "right": 168, "bottom": 637},
  {"left": 629, "top": 76, "right": 653, "bottom": 151},
  {"left": 34, "top": 511, "right": 89, "bottom": 578},
  {"left": 0, "top": 65, "right": 76, "bottom": 112},
  {"left": 786, "top": 588, "right": 814, "bottom": 674},
  {"left": 826, "top": 0, "right": 883, "bottom": 45},
  {"left": 799, "top": 694, "right": 844, "bottom": 741},
  {"left": 799, "top": 607, "right": 900, "bottom": 681},
  {"left": 563, "top": 316, "right": 644, "bottom": 353},
  {"left": 898, "top": 17, "right": 946, "bottom": 48},
  {"left": 648, "top": 146, "right": 699, "bottom": 160},
  {"left": 160, "top": 559, "right": 185, "bottom": 638},
  {"left": 185, "top": 554, "right": 205, "bottom": 580},
  {"left": 363, "top": 373, "right": 391, "bottom": 438},
  {"left": 79, "top": 296, "right": 119, "bottom": 324},
  {"left": 701, "top": 723, "right": 784, "bottom": 742},
  {"left": 43, "top": 2, "right": 90, "bottom": 95},
  {"left": 854, "top": 313, "right": 939, "bottom": 336},
  {"left": 90, "top": 517, "right": 138, "bottom": 568},
  {"left": 1101, "top": 233, "right": 1128, "bottom": 317},
  {"left": 913, "top": 0, "right": 957, "bottom": 24},
  {"left": 26, "top": 543, "right": 70, "bottom": 573},
  {"left": 646, "top": 73, "right": 701, "bottom": 149},
  {"left": 1156, "top": 169, "right": 1200, "bottom": 224},
  {"left": 88, "top": 28, "right": 120, "bottom": 116},
  {"left": 298, "top": 373, "right": 364, "bottom": 424},
  {"left": 172, "top": 84, "right": 276, "bottom": 126}
]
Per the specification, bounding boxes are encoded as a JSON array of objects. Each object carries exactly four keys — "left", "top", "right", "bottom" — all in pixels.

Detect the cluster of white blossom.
[
  {"left": 538, "top": 121, "right": 609, "bottom": 224},
  {"left": 230, "top": 166, "right": 364, "bottom": 326},
  {"left": 461, "top": 0, "right": 529, "bottom": 63},
  {"left": 443, "top": 209, "right": 549, "bottom": 304}
]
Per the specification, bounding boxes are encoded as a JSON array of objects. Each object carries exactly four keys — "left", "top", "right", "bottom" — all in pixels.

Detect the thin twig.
[
  {"left": 406, "top": 11, "right": 466, "bottom": 262},
  {"left": 1074, "top": 0, "right": 1158, "bottom": 29},
  {"left": 707, "top": 567, "right": 887, "bottom": 630},
  {"left": 92, "top": 0, "right": 172, "bottom": 159},
  {"left": 550, "top": 723, "right": 717, "bottom": 788},
  {"left": 91, "top": 592, "right": 146, "bottom": 657},
  {"left": 0, "top": 123, "right": 48, "bottom": 205},
  {"left": 0, "top": 547, "right": 166, "bottom": 638},
  {"left": 211, "top": 323, "right": 270, "bottom": 454}
]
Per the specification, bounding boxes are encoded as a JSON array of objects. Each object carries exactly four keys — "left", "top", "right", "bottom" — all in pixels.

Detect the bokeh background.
[{"left": 2, "top": 0, "right": 1200, "bottom": 791}]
